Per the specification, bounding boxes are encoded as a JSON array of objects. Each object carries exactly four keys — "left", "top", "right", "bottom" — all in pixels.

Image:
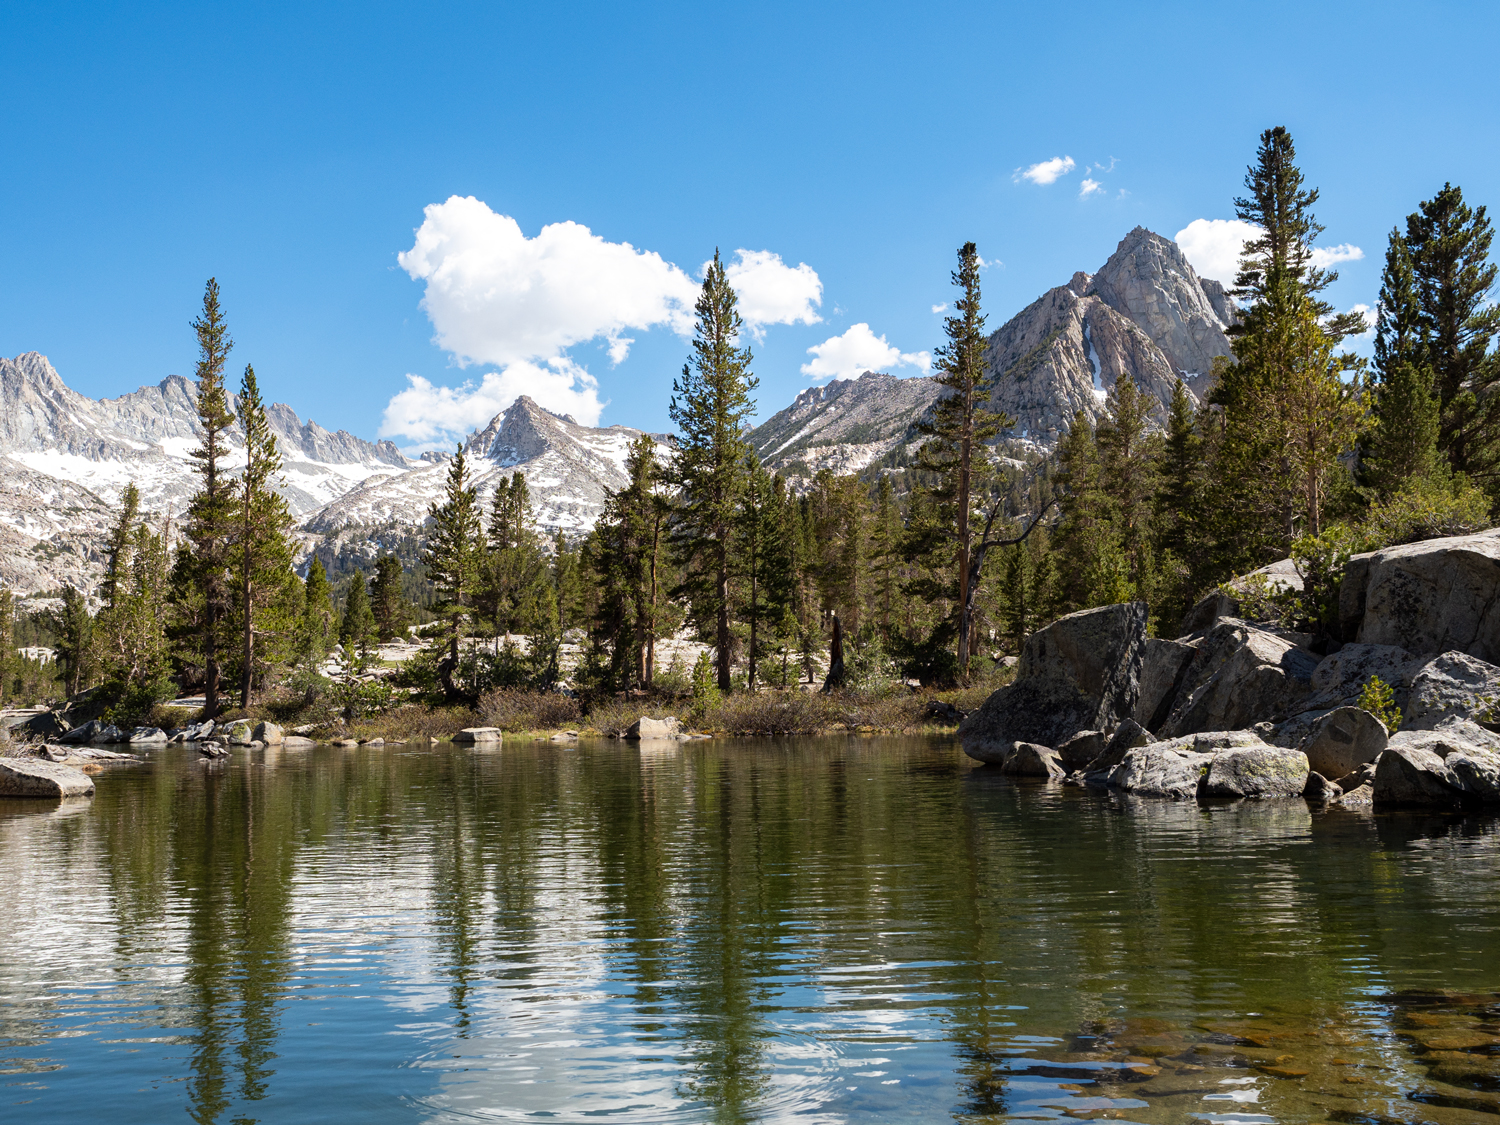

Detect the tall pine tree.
[
  {"left": 182, "top": 278, "right": 236, "bottom": 717},
  {"left": 422, "top": 448, "right": 485, "bottom": 701},
  {"left": 668, "top": 251, "right": 757, "bottom": 691},
  {"left": 1364, "top": 228, "right": 1440, "bottom": 495}
]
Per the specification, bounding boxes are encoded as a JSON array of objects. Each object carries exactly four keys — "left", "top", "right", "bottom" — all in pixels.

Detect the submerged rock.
[
  {"left": 1303, "top": 771, "right": 1343, "bottom": 802},
  {"left": 1106, "top": 745, "right": 1211, "bottom": 799},
  {"left": 1201, "top": 747, "right": 1310, "bottom": 798},
  {"left": 1000, "top": 743, "right": 1065, "bottom": 778},
  {"left": 0, "top": 757, "right": 95, "bottom": 797}
]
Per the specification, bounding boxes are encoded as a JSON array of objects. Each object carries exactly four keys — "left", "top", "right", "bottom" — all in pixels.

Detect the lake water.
[{"left": 3, "top": 736, "right": 1499, "bottom": 1124}]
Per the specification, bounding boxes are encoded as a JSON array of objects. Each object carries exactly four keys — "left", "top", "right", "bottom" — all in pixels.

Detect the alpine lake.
[{"left": 3, "top": 735, "right": 1499, "bottom": 1125}]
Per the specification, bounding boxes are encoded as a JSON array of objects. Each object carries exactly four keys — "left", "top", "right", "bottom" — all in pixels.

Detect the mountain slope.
[{"left": 751, "top": 226, "right": 1234, "bottom": 473}]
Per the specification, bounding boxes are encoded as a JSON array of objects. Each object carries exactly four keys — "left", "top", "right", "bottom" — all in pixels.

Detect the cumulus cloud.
[
  {"left": 931, "top": 303, "right": 947, "bottom": 314},
  {"left": 1016, "top": 156, "right": 1076, "bottom": 185},
  {"left": 719, "top": 249, "right": 822, "bottom": 335},
  {"left": 1079, "top": 177, "right": 1103, "bottom": 199},
  {"left": 1175, "top": 218, "right": 1260, "bottom": 285},
  {"left": 379, "top": 360, "right": 605, "bottom": 450},
  {"left": 389, "top": 196, "right": 825, "bottom": 446},
  {"left": 1311, "top": 243, "right": 1365, "bottom": 269},
  {"left": 399, "top": 195, "right": 701, "bottom": 369},
  {"left": 1177, "top": 218, "right": 1365, "bottom": 286},
  {"left": 801, "top": 323, "right": 931, "bottom": 382}
]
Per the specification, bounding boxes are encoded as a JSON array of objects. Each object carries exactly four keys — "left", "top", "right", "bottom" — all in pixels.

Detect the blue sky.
[{"left": 3, "top": 1, "right": 1497, "bottom": 450}]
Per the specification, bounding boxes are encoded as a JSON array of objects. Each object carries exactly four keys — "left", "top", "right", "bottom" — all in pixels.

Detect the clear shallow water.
[{"left": 2, "top": 737, "right": 1499, "bottom": 1125}]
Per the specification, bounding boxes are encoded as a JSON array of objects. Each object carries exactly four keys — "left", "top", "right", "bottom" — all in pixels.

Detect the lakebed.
[{"left": 2, "top": 735, "right": 1498, "bottom": 1124}]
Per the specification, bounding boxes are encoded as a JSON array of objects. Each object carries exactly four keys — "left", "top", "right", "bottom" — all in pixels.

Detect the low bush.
[
  {"left": 478, "top": 689, "right": 583, "bottom": 732},
  {"left": 345, "top": 704, "right": 481, "bottom": 742}
]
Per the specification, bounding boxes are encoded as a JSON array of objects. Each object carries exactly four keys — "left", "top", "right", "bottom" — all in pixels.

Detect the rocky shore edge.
[{"left": 959, "top": 529, "right": 1500, "bottom": 811}]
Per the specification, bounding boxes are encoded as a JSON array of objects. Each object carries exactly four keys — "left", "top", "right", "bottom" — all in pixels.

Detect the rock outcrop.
[
  {"left": 0, "top": 757, "right": 96, "bottom": 797},
  {"left": 959, "top": 602, "right": 1147, "bottom": 762}
]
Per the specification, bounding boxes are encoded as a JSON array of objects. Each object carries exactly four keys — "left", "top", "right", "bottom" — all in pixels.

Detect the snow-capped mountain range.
[
  {"left": 0, "top": 352, "right": 665, "bottom": 595},
  {"left": 0, "top": 226, "right": 1234, "bottom": 596}
]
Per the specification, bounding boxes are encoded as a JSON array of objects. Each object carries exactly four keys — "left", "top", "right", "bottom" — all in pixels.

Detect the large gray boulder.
[
  {"left": 1302, "top": 643, "right": 1421, "bottom": 713},
  {"left": 129, "top": 726, "right": 168, "bottom": 744},
  {"left": 1133, "top": 638, "right": 1197, "bottom": 731},
  {"left": 1087, "top": 719, "right": 1155, "bottom": 772},
  {"left": 1374, "top": 746, "right": 1464, "bottom": 807},
  {"left": 252, "top": 721, "right": 284, "bottom": 745},
  {"left": 0, "top": 757, "right": 95, "bottom": 797},
  {"left": 1405, "top": 652, "right": 1500, "bottom": 730},
  {"left": 1105, "top": 745, "right": 1211, "bottom": 799},
  {"left": 1201, "top": 747, "right": 1310, "bottom": 799},
  {"left": 1299, "top": 707, "right": 1388, "bottom": 780},
  {"left": 453, "top": 727, "right": 502, "bottom": 743},
  {"left": 961, "top": 602, "right": 1148, "bottom": 762},
  {"left": 1343, "top": 530, "right": 1500, "bottom": 659},
  {"left": 626, "top": 716, "right": 682, "bottom": 740},
  {"left": 225, "top": 721, "right": 254, "bottom": 745},
  {"left": 999, "top": 743, "right": 1066, "bottom": 778},
  {"left": 1056, "top": 730, "right": 1105, "bottom": 773},
  {"left": 1447, "top": 747, "right": 1500, "bottom": 804},
  {"left": 1158, "top": 620, "right": 1319, "bottom": 737}
]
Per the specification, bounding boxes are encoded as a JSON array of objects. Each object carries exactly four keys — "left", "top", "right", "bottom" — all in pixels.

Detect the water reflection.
[{"left": 0, "top": 739, "right": 1498, "bottom": 1124}]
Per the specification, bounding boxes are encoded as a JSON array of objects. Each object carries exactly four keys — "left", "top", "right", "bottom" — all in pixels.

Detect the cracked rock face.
[
  {"left": 1342, "top": 530, "right": 1500, "bottom": 661},
  {"left": 750, "top": 227, "right": 1235, "bottom": 481}
]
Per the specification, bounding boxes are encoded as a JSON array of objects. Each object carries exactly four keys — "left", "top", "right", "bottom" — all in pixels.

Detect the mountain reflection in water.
[{"left": 1, "top": 737, "right": 1498, "bottom": 1124}]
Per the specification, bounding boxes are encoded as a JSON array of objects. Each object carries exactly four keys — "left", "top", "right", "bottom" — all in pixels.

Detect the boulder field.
[{"left": 960, "top": 530, "right": 1500, "bottom": 810}]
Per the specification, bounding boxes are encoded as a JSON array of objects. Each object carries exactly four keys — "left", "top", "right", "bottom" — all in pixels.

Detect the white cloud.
[
  {"left": 800, "top": 323, "right": 931, "bottom": 382},
  {"left": 399, "top": 195, "right": 701, "bottom": 369},
  {"left": 1310, "top": 243, "right": 1365, "bottom": 269},
  {"left": 379, "top": 360, "right": 605, "bottom": 450},
  {"left": 718, "top": 249, "right": 822, "bottom": 335},
  {"left": 931, "top": 303, "right": 947, "bottom": 314},
  {"left": 1016, "top": 156, "right": 1076, "bottom": 185},
  {"left": 1175, "top": 218, "right": 1260, "bottom": 286},
  {"left": 1079, "top": 177, "right": 1103, "bottom": 199}
]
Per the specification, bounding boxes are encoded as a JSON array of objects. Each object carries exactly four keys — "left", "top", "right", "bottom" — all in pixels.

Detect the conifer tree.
[
  {"left": 1364, "top": 229, "right": 1440, "bottom": 494},
  {"left": 481, "top": 472, "right": 551, "bottom": 635},
  {"left": 232, "top": 364, "right": 296, "bottom": 707},
  {"left": 668, "top": 250, "right": 757, "bottom": 691},
  {"left": 46, "top": 585, "right": 93, "bottom": 698},
  {"left": 550, "top": 530, "right": 585, "bottom": 634},
  {"left": 182, "top": 278, "right": 236, "bottom": 717},
  {"left": 339, "top": 570, "right": 376, "bottom": 655},
  {"left": 100, "top": 482, "right": 141, "bottom": 612},
  {"left": 371, "top": 555, "right": 409, "bottom": 642},
  {"left": 918, "top": 242, "right": 1014, "bottom": 678},
  {"left": 0, "top": 589, "right": 12, "bottom": 704},
  {"left": 591, "top": 433, "right": 670, "bottom": 687},
  {"left": 1211, "top": 129, "right": 1366, "bottom": 558},
  {"left": 1154, "top": 381, "right": 1209, "bottom": 623},
  {"left": 1095, "top": 374, "right": 1161, "bottom": 600},
  {"left": 735, "top": 456, "right": 793, "bottom": 692},
  {"left": 1052, "top": 411, "right": 1124, "bottom": 608},
  {"left": 300, "top": 559, "right": 336, "bottom": 665},
  {"left": 1404, "top": 183, "right": 1500, "bottom": 486},
  {"left": 869, "top": 475, "right": 903, "bottom": 644},
  {"left": 423, "top": 448, "right": 485, "bottom": 700}
]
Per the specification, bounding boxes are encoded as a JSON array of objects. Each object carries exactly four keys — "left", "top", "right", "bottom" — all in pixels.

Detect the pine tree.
[
  {"left": 423, "top": 448, "right": 485, "bottom": 700},
  {"left": 94, "top": 493, "right": 172, "bottom": 718},
  {"left": 668, "top": 250, "right": 757, "bottom": 692},
  {"left": 1154, "top": 381, "right": 1209, "bottom": 625},
  {"left": 1404, "top": 183, "right": 1500, "bottom": 487},
  {"left": 1232, "top": 126, "right": 1365, "bottom": 341},
  {"left": 551, "top": 530, "right": 584, "bottom": 634},
  {"left": 232, "top": 364, "right": 296, "bottom": 707},
  {"left": 1052, "top": 412, "right": 1124, "bottom": 608},
  {"left": 181, "top": 278, "right": 236, "bottom": 718},
  {"left": 591, "top": 433, "right": 670, "bottom": 687},
  {"left": 1364, "top": 229, "right": 1440, "bottom": 495},
  {"left": 735, "top": 456, "right": 793, "bottom": 692},
  {"left": 371, "top": 554, "right": 409, "bottom": 642},
  {"left": 1095, "top": 374, "right": 1161, "bottom": 601},
  {"left": 46, "top": 585, "right": 93, "bottom": 698},
  {"left": 481, "top": 472, "right": 551, "bottom": 635},
  {"left": 1211, "top": 130, "right": 1367, "bottom": 557},
  {"left": 869, "top": 475, "right": 903, "bottom": 645},
  {"left": 339, "top": 570, "right": 376, "bottom": 655},
  {"left": 918, "top": 242, "right": 1015, "bottom": 679},
  {"left": 0, "top": 589, "right": 12, "bottom": 704},
  {"left": 100, "top": 482, "right": 141, "bottom": 612},
  {"left": 300, "top": 559, "right": 336, "bottom": 665}
]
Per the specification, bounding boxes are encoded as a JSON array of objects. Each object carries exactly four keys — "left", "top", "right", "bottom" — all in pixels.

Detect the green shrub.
[
  {"left": 1358, "top": 675, "right": 1402, "bottom": 733},
  {"left": 1362, "top": 472, "right": 1491, "bottom": 547},
  {"left": 478, "top": 688, "right": 582, "bottom": 731}
]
